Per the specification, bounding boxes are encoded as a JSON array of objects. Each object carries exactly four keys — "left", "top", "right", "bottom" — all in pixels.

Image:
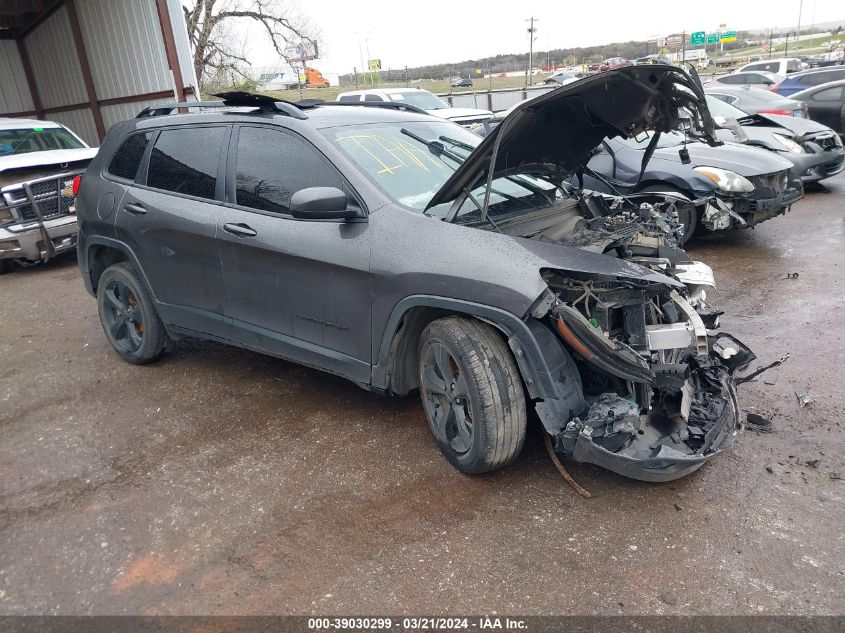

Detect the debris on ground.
[
  {"left": 830, "top": 472, "right": 842, "bottom": 481},
  {"left": 737, "top": 353, "right": 790, "bottom": 384},
  {"left": 659, "top": 591, "right": 680, "bottom": 606},
  {"left": 785, "top": 272, "right": 799, "bottom": 279},
  {"left": 805, "top": 459, "right": 820, "bottom": 469},
  {"left": 795, "top": 388, "right": 813, "bottom": 408},
  {"left": 746, "top": 412, "right": 773, "bottom": 432},
  {"left": 764, "top": 370, "right": 779, "bottom": 385}
]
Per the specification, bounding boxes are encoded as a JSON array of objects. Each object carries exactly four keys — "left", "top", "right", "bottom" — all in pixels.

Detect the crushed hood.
[{"left": 425, "top": 65, "right": 719, "bottom": 211}]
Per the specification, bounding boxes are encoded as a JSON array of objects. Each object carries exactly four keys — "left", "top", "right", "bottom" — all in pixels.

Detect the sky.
[{"left": 243, "top": 0, "right": 845, "bottom": 73}]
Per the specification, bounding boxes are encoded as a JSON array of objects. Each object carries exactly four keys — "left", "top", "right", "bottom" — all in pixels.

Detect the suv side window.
[
  {"left": 744, "top": 63, "right": 766, "bottom": 72},
  {"left": 107, "top": 132, "right": 152, "bottom": 181},
  {"left": 338, "top": 95, "right": 360, "bottom": 102},
  {"left": 786, "top": 60, "right": 800, "bottom": 73},
  {"left": 721, "top": 74, "right": 744, "bottom": 84},
  {"left": 364, "top": 94, "right": 382, "bottom": 101},
  {"left": 233, "top": 126, "right": 344, "bottom": 215},
  {"left": 146, "top": 126, "right": 225, "bottom": 200}
]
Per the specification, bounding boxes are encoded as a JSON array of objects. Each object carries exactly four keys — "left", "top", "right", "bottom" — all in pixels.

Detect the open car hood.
[{"left": 425, "top": 65, "right": 719, "bottom": 211}]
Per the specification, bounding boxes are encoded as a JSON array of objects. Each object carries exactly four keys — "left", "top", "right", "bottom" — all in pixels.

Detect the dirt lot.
[{"left": 1, "top": 175, "right": 844, "bottom": 616}]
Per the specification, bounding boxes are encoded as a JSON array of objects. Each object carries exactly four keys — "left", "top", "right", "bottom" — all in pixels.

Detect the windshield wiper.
[{"left": 400, "top": 128, "right": 467, "bottom": 165}]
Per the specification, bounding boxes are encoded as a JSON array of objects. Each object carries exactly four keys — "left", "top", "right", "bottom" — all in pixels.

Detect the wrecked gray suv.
[{"left": 76, "top": 66, "right": 755, "bottom": 482}]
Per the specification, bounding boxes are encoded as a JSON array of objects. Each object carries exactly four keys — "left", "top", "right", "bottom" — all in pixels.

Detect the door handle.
[
  {"left": 223, "top": 222, "right": 257, "bottom": 237},
  {"left": 124, "top": 203, "right": 147, "bottom": 215}
]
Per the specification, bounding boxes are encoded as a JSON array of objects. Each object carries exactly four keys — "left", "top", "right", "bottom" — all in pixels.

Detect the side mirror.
[{"left": 290, "top": 187, "right": 360, "bottom": 220}]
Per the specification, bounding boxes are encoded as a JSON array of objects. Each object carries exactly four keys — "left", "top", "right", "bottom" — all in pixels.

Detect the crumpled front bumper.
[
  {"left": 567, "top": 378, "right": 742, "bottom": 482},
  {"left": 784, "top": 147, "right": 845, "bottom": 183}
]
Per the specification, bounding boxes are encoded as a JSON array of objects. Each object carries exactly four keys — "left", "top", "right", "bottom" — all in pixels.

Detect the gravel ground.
[{"left": 1, "top": 174, "right": 843, "bottom": 616}]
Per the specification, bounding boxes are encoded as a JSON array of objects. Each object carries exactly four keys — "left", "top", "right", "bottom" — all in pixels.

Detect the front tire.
[
  {"left": 97, "top": 262, "right": 167, "bottom": 365},
  {"left": 417, "top": 317, "right": 527, "bottom": 474}
]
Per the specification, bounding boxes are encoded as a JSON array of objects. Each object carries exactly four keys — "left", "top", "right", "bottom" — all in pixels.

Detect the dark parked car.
[
  {"left": 791, "top": 80, "right": 845, "bottom": 134},
  {"left": 583, "top": 132, "right": 802, "bottom": 244},
  {"left": 451, "top": 78, "right": 472, "bottom": 88},
  {"left": 76, "top": 67, "right": 756, "bottom": 482},
  {"left": 707, "top": 95, "right": 844, "bottom": 183},
  {"left": 771, "top": 67, "right": 845, "bottom": 97},
  {"left": 705, "top": 85, "right": 807, "bottom": 117}
]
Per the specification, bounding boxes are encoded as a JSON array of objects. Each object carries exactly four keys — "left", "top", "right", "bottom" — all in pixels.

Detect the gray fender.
[
  {"left": 372, "top": 296, "right": 579, "bottom": 417},
  {"left": 80, "top": 236, "right": 154, "bottom": 299}
]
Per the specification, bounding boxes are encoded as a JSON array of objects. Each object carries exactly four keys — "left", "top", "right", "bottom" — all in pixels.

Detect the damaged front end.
[{"left": 534, "top": 272, "right": 754, "bottom": 482}]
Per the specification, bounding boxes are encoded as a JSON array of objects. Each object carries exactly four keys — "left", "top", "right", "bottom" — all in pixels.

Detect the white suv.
[
  {"left": 336, "top": 88, "right": 492, "bottom": 126},
  {"left": 737, "top": 58, "right": 803, "bottom": 75}
]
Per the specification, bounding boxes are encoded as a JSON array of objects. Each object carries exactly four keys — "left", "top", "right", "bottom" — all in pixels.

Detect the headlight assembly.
[
  {"left": 771, "top": 133, "right": 804, "bottom": 154},
  {"left": 693, "top": 167, "right": 755, "bottom": 193}
]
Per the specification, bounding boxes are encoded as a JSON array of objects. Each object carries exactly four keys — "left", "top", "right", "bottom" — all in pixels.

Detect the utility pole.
[
  {"left": 526, "top": 17, "right": 538, "bottom": 87},
  {"left": 796, "top": 0, "right": 804, "bottom": 52}
]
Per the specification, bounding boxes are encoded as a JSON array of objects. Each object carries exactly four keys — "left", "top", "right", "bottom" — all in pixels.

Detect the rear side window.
[
  {"left": 338, "top": 95, "right": 360, "bottom": 102},
  {"left": 786, "top": 61, "right": 800, "bottom": 73},
  {"left": 107, "top": 132, "right": 151, "bottom": 181},
  {"left": 364, "top": 94, "right": 382, "bottom": 101},
  {"left": 146, "top": 127, "right": 225, "bottom": 200},
  {"left": 720, "top": 75, "right": 744, "bottom": 84},
  {"left": 744, "top": 63, "right": 767, "bottom": 72},
  {"left": 812, "top": 86, "right": 843, "bottom": 102},
  {"left": 234, "top": 126, "right": 343, "bottom": 215}
]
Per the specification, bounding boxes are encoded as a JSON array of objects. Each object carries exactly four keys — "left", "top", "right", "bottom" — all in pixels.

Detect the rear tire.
[
  {"left": 0, "top": 259, "right": 14, "bottom": 275},
  {"left": 97, "top": 262, "right": 167, "bottom": 365},
  {"left": 417, "top": 316, "right": 527, "bottom": 474}
]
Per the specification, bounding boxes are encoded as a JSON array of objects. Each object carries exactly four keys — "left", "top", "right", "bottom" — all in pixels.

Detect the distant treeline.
[{"left": 341, "top": 25, "right": 842, "bottom": 82}]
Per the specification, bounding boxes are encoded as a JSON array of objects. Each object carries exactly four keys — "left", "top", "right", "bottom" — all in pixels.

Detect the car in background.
[
  {"left": 791, "top": 80, "right": 845, "bottom": 134},
  {"left": 771, "top": 66, "right": 845, "bottom": 97},
  {"left": 634, "top": 54, "right": 672, "bottom": 65},
  {"left": 451, "top": 77, "right": 472, "bottom": 88},
  {"left": 707, "top": 95, "right": 844, "bottom": 183},
  {"left": 582, "top": 132, "right": 802, "bottom": 244},
  {"left": 336, "top": 88, "right": 492, "bottom": 126},
  {"left": 0, "top": 118, "right": 97, "bottom": 274},
  {"left": 709, "top": 71, "right": 786, "bottom": 88},
  {"left": 598, "top": 57, "right": 633, "bottom": 72},
  {"left": 705, "top": 85, "right": 807, "bottom": 117},
  {"left": 737, "top": 57, "right": 803, "bottom": 75},
  {"left": 543, "top": 70, "right": 580, "bottom": 86}
]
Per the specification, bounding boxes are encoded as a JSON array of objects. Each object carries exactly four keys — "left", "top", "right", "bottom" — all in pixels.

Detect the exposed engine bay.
[{"left": 499, "top": 190, "right": 756, "bottom": 481}]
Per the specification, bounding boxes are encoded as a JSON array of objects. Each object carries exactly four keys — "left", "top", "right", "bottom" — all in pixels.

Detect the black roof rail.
[
  {"left": 307, "top": 100, "right": 430, "bottom": 116},
  {"left": 135, "top": 91, "right": 308, "bottom": 120},
  {"left": 136, "top": 101, "right": 228, "bottom": 118}
]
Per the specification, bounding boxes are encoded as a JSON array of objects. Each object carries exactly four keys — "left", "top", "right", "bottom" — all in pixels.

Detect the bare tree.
[{"left": 183, "top": 0, "right": 319, "bottom": 90}]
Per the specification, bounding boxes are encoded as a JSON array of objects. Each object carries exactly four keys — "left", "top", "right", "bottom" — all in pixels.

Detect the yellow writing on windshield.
[{"left": 337, "top": 134, "right": 447, "bottom": 175}]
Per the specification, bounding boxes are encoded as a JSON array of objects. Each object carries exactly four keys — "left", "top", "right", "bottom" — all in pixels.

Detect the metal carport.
[{"left": 0, "top": 0, "right": 198, "bottom": 146}]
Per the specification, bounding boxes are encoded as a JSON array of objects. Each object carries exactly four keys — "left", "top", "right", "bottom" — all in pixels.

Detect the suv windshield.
[
  {"left": 386, "top": 91, "right": 448, "bottom": 110},
  {"left": 323, "top": 121, "right": 560, "bottom": 224},
  {"left": 0, "top": 127, "right": 84, "bottom": 156}
]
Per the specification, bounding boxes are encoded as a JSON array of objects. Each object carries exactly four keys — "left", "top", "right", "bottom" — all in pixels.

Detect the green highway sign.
[
  {"left": 720, "top": 30, "right": 737, "bottom": 42},
  {"left": 691, "top": 31, "right": 705, "bottom": 45},
  {"left": 707, "top": 33, "right": 720, "bottom": 44}
]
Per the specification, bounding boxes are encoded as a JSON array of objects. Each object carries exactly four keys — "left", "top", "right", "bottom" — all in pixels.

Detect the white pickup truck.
[{"left": 0, "top": 118, "right": 97, "bottom": 273}]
